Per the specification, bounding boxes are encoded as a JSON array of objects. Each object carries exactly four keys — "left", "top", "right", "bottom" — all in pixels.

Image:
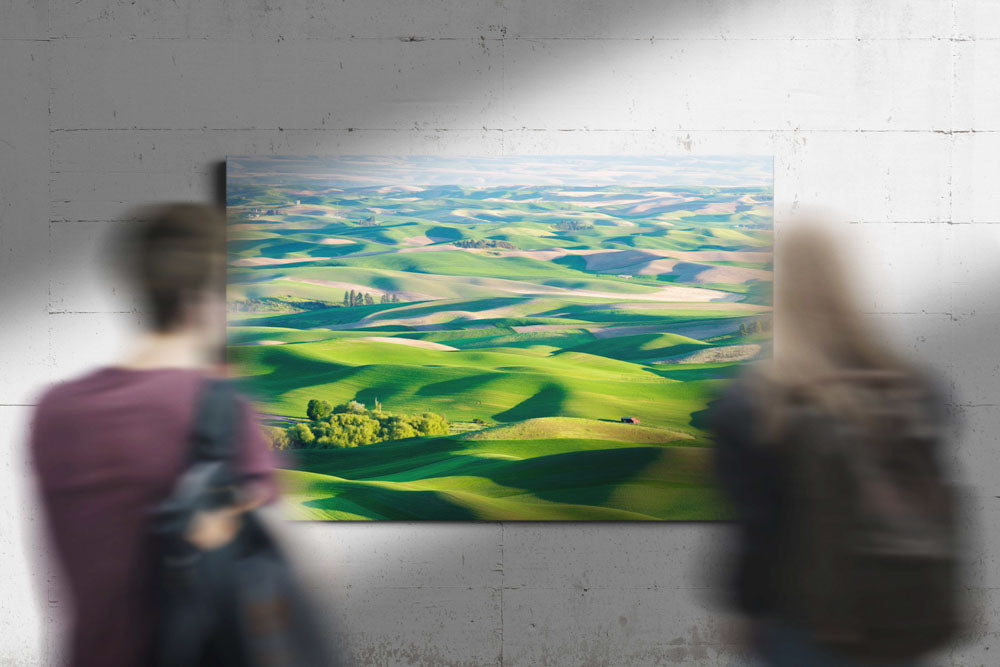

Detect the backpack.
[
  {"left": 778, "top": 371, "right": 961, "bottom": 661},
  {"left": 149, "top": 379, "right": 335, "bottom": 667}
]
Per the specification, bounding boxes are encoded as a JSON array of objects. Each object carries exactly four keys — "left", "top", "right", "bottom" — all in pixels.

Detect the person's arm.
[
  {"left": 711, "top": 384, "right": 785, "bottom": 617},
  {"left": 233, "top": 396, "right": 279, "bottom": 506}
]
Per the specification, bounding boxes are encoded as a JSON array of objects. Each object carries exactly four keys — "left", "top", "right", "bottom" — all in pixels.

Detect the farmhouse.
[{"left": 620, "top": 416, "right": 640, "bottom": 424}]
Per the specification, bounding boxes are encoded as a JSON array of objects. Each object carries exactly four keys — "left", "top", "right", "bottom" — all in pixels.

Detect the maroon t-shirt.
[{"left": 30, "top": 367, "right": 277, "bottom": 667}]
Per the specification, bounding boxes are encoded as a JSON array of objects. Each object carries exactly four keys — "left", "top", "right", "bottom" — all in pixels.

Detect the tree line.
[
  {"left": 454, "top": 239, "right": 516, "bottom": 250},
  {"left": 343, "top": 290, "right": 401, "bottom": 307},
  {"left": 228, "top": 297, "right": 330, "bottom": 313},
  {"left": 267, "top": 399, "right": 449, "bottom": 450},
  {"left": 554, "top": 220, "right": 594, "bottom": 231},
  {"left": 739, "top": 316, "right": 773, "bottom": 336}
]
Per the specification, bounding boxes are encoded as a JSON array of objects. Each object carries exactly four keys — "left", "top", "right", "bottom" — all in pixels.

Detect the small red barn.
[{"left": 620, "top": 416, "right": 640, "bottom": 424}]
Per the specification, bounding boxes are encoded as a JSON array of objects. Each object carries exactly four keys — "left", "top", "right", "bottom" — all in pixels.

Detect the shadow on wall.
[
  {"left": 14, "top": 0, "right": 1000, "bottom": 659},
  {"left": 212, "top": 161, "right": 227, "bottom": 208},
  {"left": 24, "top": 184, "right": 1000, "bottom": 665}
]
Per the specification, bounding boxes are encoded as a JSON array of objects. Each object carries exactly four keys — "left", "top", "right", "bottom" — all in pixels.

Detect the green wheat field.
[{"left": 226, "top": 155, "right": 773, "bottom": 520}]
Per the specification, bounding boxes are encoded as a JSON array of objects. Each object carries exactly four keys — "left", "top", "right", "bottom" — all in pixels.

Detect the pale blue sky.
[{"left": 228, "top": 155, "right": 772, "bottom": 189}]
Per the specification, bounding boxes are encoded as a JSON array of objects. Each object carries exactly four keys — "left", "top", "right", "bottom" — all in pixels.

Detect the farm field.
[{"left": 226, "top": 156, "right": 773, "bottom": 520}]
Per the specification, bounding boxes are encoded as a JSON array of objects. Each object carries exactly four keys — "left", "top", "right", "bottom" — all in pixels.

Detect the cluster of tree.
[
  {"left": 554, "top": 220, "right": 594, "bottom": 231},
  {"left": 269, "top": 399, "right": 449, "bottom": 450},
  {"left": 228, "top": 297, "right": 330, "bottom": 313},
  {"left": 343, "top": 290, "right": 402, "bottom": 306},
  {"left": 344, "top": 290, "right": 375, "bottom": 307},
  {"left": 454, "top": 239, "right": 516, "bottom": 250},
  {"left": 739, "top": 316, "right": 773, "bottom": 336},
  {"left": 356, "top": 215, "right": 379, "bottom": 226}
]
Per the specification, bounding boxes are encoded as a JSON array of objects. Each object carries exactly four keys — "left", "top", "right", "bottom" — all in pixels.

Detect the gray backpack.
[{"left": 779, "top": 372, "right": 961, "bottom": 661}]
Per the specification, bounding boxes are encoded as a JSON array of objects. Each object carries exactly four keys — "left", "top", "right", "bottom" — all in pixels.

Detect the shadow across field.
[
  {"left": 415, "top": 372, "right": 500, "bottom": 397},
  {"left": 647, "top": 364, "right": 743, "bottom": 382},
  {"left": 492, "top": 383, "right": 566, "bottom": 422},
  {"left": 284, "top": 433, "right": 716, "bottom": 520},
  {"left": 303, "top": 485, "right": 478, "bottom": 521},
  {"left": 351, "top": 382, "right": 411, "bottom": 406},
  {"left": 230, "top": 346, "right": 360, "bottom": 398}
]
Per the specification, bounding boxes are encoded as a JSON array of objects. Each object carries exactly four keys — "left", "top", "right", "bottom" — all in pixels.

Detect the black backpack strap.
[
  {"left": 187, "top": 379, "right": 243, "bottom": 510},
  {"left": 155, "top": 380, "right": 340, "bottom": 667},
  {"left": 152, "top": 380, "right": 242, "bottom": 539},
  {"left": 190, "top": 378, "right": 241, "bottom": 465},
  {"left": 150, "top": 380, "right": 247, "bottom": 666}
]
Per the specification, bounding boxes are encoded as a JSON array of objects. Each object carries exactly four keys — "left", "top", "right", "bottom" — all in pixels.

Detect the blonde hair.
[{"left": 756, "top": 221, "right": 914, "bottom": 436}]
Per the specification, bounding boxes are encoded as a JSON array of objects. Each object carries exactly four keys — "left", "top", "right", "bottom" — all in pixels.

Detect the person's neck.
[{"left": 118, "top": 328, "right": 212, "bottom": 371}]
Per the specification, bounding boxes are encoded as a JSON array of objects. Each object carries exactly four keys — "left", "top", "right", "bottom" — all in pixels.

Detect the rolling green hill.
[
  {"left": 227, "top": 162, "right": 772, "bottom": 520},
  {"left": 279, "top": 430, "right": 729, "bottom": 521}
]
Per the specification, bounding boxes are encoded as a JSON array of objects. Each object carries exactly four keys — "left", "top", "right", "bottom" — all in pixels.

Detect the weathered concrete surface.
[{"left": 2, "top": 1, "right": 999, "bottom": 664}]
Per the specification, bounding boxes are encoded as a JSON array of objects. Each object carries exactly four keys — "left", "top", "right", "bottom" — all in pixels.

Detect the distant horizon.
[{"left": 228, "top": 155, "right": 773, "bottom": 189}]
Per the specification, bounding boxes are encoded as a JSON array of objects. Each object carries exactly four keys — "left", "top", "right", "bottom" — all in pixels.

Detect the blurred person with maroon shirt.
[{"left": 31, "top": 204, "right": 276, "bottom": 667}]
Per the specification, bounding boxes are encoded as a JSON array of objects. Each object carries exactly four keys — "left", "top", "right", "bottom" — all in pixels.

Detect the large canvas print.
[{"left": 227, "top": 155, "right": 773, "bottom": 520}]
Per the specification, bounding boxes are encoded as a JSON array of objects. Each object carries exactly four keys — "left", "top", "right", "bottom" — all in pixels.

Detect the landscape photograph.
[{"left": 226, "top": 155, "right": 773, "bottom": 521}]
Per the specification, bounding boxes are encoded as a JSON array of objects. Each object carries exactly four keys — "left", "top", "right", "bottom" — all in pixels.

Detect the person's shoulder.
[
  {"left": 33, "top": 368, "right": 111, "bottom": 418},
  {"left": 29, "top": 370, "right": 122, "bottom": 457},
  {"left": 900, "top": 365, "right": 951, "bottom": 427},
  {"left": 710, "top": 374, "right": 769, "bottom": 443},
  {"left": 911, "top": 366, "right": 949, "bottom": 403},
  {"left": 34, "top": 367, "right": 205, "bottom": 416},
  {"left": 716, "top": 368, "right": 770, "bottom": 414}
]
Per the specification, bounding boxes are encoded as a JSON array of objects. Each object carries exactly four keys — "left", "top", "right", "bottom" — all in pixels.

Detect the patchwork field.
[{"left": 226, "top": 156, "right": 772, "bottom": 520}]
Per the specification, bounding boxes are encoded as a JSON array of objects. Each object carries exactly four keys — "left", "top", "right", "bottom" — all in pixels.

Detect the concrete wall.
[{"left": 2, "top": 1, "right": 999, "bottom": 664}]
